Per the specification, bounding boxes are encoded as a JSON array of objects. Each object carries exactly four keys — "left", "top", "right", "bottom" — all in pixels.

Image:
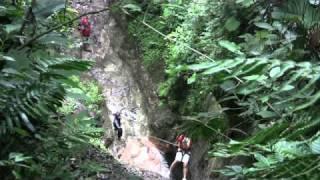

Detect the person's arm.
[
  {"left": 89, "top": 22, "right": 92, "bottom": 31},
  {"left": 176, "top": 135, "right": 183, "bottom": 148},
  {"left": 187, "top": 139, "right": 192, "bottom": 149},
  {"left": 114, "top": 120, "right": 120, "bottom": 129},
  {"left": 114, "top": 115, "right": 121, "bottom": 129},
  {"left": 175, "top": 141, "right": 180, "bottom": 148}
]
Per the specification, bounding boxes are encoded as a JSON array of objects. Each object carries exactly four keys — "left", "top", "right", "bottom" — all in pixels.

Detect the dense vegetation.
[
  {"left": 0, "top": 0, "right": 107, "bottom": 179},
  {"left": 122, "top": 0, "right": 320, "bottom": 178}
]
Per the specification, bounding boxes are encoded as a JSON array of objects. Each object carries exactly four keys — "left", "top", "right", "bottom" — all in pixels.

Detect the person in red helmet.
[
  {"left": 78, "top": 16, "right": 92, "bottom": 51},
  {"left": 169, "top": 133, "right": 192, "bottom": 180}
]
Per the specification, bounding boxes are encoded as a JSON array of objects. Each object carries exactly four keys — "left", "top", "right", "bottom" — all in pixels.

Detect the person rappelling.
[
  {"left": 78, "top": 16, "right": 92, "bottom": 52},
  {"left": 169, "top": 133, "right": 192, "bottom": 180},
  {"left": 113, "top": 112, "right": 123, "bottom": 140}
]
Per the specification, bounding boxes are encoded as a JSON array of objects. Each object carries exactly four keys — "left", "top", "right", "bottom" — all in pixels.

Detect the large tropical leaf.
[{"left": 33, "top": 0, "right": 66, "bottom": 18}]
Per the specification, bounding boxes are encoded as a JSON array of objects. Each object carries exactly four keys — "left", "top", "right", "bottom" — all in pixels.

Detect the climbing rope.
[{"left": 148, "top": 135, "right": 177, "bottom": 147}]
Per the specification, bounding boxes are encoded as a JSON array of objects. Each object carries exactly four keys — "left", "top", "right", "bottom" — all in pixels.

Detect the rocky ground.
[{"left": 90, "top": 149, "right": 167, "bottom": 180}]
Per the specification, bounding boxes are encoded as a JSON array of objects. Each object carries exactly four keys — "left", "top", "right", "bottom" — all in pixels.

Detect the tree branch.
[
  {"left": 19, "top": 7, "right": 32, "bottom": 34},
  {"left": 19, "top": 0, "right": 37, "bottom": 35},
  {"left": 18, "top": 7, "right": 109, "bottom": 50},
  {"left": 64, "top": 0, "right": 68, "bottom": 21},
  {"left": 182, "top": 116, "right": 232, "bottom": 140}
]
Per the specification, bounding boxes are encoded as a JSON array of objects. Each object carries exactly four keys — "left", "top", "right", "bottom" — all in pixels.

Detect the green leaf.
[
  {"left": 257, "top": 110, "right": 277, "bottom": 118},
  {"left": 280, "top": 84, "right": 294, "bottom": 91},
  {"left": 254, "top": 153, "right": 271, "bottom": 167},
  {"left": 4, "top": 24, "right": 21, "bottom": 34},
  {"left": 5, "top": 116, "right": 14, "bottom": 131},
  {"left": 274, "top": 140, "right": 311, "bottom": 158},
  {"left": 225, "top": 17, "right": 240, "bottom": 32},
  {"left": 122, "top": 4, "right": 142, "bottom": 12},
  {"left": 0, "top": 80, "right": 15, "bottom": 88},
  {"left": 188, "top": 62, "right": 216, "bottom": 71},
  {"left": 38, "top": 33, "right": 69, "bottom": 47},
  {"left": 220, "top": 80, "right": 236, "bottom": 91},
  {"left": 187, "top": 73, "right": 197, "bottom": 84},
  {"left": 0, "top": 55, "right": 15, "bottom": 61},
  {"left": 269, "top": 66, "right": 281, "bottom": 78},
  {"left": 202, "top": 65, "right": 225, "bottom": 75},
  {"left": 0, "top": 6, "right": 7, "bottom": 16},
  {"left": 33, "top": 0, "right": 65, "bottom": 18},
  {"left": 243, "top": 75, "right": 260, "bottom": 81},
  {"left": 309, "top": 0, "right": 320, "bottom": 5},
  {"left": 254, "top": 22, "right": 275, "bottom": 31},
  {"left": 1, "top": 68, "right": 21, "bottom": 75},
  {"left": 310, "top": 136, "right": 320, "bottom": 154},
  {"left": 236, "top": 0, "right": 255, "bottom": 7},
  {"left": 245, "top": 122, "right": 289, "bottom": 145},
  {"left": 293, "top": 91, "right": 320, "bottom": 112},
  {"left": 12, "top": 170, "right": 22, "bottom": 179},
  {"left": 218, "top": 40, "right": 244, "bottom": 55},
  {"left": 14, "top": 128, "right": 31, "bottom": 137},
  {"left": 229, "top": 165, "right": 243, "bottom": 174},
  {"left": 9, "top": 153, "right": 32, "bottom": 162},
  {"left": 19, "top": 112, "right": 35, "bottom": 132}
]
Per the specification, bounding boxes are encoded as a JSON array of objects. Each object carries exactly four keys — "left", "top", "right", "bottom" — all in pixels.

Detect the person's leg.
[
  {"left": 168, "top": 160, "right": 179, "bottom": 179},
  {"left": 182, "top": 162, "right": 188, "bottom": 180},
  {"left": 113, "top": 121, "right": 117, "bottom": 130},
  {"left": 169, "top": 150, "right": 182, "bottom": 177},
  {"left": 182, "top": 153, "right": 191, "bottom": 180},
  {"left": 169, "top": 160, "right": 178, "bottom": 172},
  {"left": 118, "top": 128, "right": 122, "bottom": 140},
  {"left": 83, "top": 36, "right": 91, "bottom": 51}
]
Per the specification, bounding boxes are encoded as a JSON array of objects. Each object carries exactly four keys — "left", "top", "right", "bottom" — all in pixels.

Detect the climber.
[
  {"left": 78, "top": 16, "right": 92, "bottom": 52},
  {"left": 113, "top": 112, "right": 123, "bottom": 140},
  {"left": 169, "top": 133, "right": 192, "bottom": 180}
]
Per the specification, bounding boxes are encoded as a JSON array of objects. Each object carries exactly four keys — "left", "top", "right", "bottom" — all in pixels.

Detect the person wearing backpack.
[
  {"left": 78, "top": 16, "right": 92, "bottom": 51},
  {"left": 113, "top": 112, "right": 122, "bottom": 140},
  {"left": 169, "top": 134, "right": 192, "bottom": 180}
]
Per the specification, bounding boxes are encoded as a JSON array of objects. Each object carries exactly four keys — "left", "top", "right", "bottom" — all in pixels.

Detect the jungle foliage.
[
  {"left": 123, "top": 0, "right": 320, "bottom": 178},
  {"left": 0, "top": 0, "right": 106, "bottom": 179}
]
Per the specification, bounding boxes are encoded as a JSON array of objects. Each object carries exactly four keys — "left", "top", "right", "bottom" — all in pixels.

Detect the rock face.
[
  {"left": 76, "top": 0, "right": 220, "bottom": 179},
  {"left": 118, "top": 137, "right": 169, "bottom": 176},
  {"left": 76, "top": 0, "right": 172, "bottom": 178}
]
